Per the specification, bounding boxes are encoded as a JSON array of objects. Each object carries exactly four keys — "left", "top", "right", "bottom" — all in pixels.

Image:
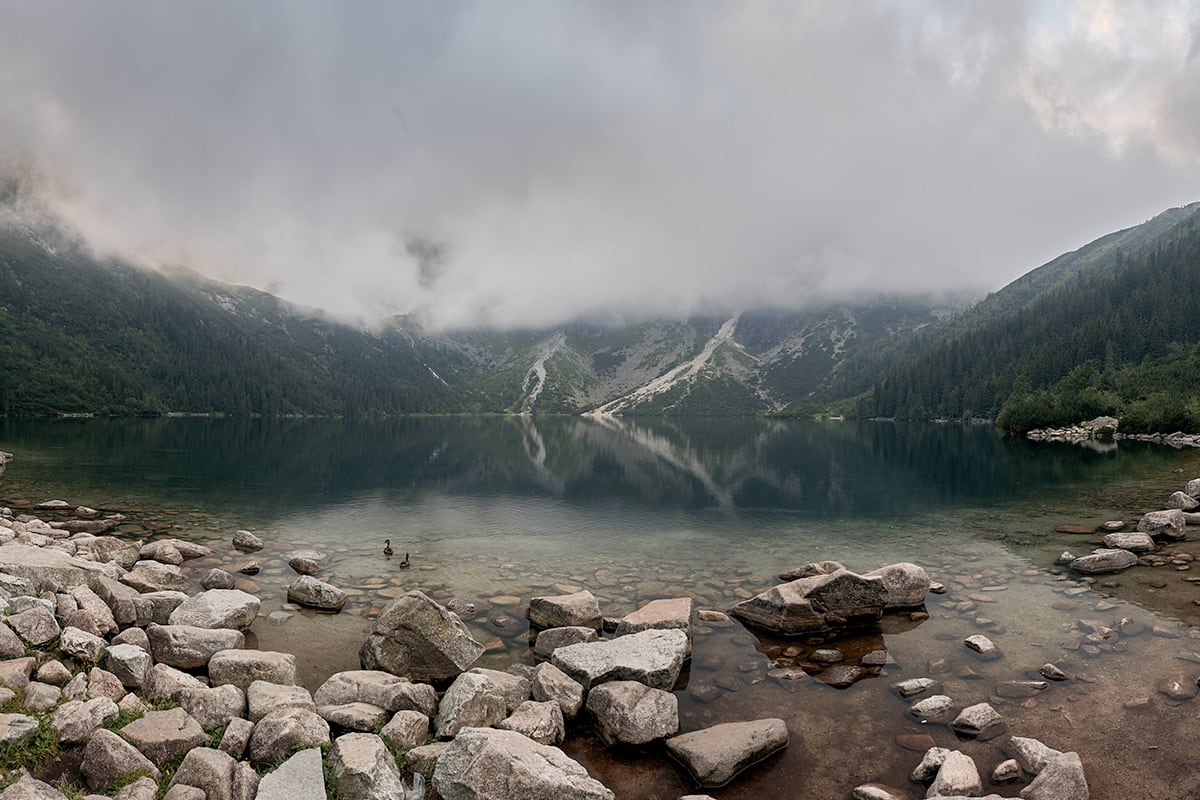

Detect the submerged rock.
[
  {"left": 1069, "top": 548, "right": 1138, "bottom": 575},
  {"left": 665, "top": 718, "right": 788, "bottom": 788},
  {"left": 728, "top": 569, "right": 887, "bottom": 634},
  {"left": 864, "top": 562, "right": 931, "bottom": 608}
]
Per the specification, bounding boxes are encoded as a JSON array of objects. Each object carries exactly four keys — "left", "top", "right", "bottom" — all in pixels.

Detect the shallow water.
[{"left": 3, "top": 416, "right": 1200, "bottom": 797}]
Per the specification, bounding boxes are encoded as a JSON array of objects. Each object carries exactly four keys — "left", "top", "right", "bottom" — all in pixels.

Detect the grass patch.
[
  {"left": 202, "top": 724, "right": 225, "bottom": 750},
  {"left": 0, "top": 716, "right": 59, "bottom": 774},
  {"left": 105, "top": 705, "right": 145, "bottom": 731}
]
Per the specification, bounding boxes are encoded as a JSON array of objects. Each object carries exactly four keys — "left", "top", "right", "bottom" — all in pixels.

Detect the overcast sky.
[{"left": 1, "top": 1, "right": 1198, "bottom": 329}]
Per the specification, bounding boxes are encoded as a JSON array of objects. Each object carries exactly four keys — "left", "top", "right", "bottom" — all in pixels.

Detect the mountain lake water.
[{"left": 2, "top": 415, "right": 1200, "bottom": 798}]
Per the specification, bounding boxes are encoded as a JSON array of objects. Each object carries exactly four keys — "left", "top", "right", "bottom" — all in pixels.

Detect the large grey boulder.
[
  {"left": 106, "top": 643, "right": 153, "bottom": 688},
  {"left": 314, "top": 670, "right": 437, "bottom": 717},
  {"left": 69, "top": 584, "right": 118, "bottom": 636},
  {"left": 0, "top": 657, "right": 35, "bottom": 690},
  {"left": 168, "top": 748, "right": 237, "bottom": 800},
  {"left": 168, "top": 590, "right": 260, "bottom": 630},
  {"left": 133, "top": 591, "right": 190, "bottom": 626},
  {"left": 142, "top": 663, "right": 207, "bottom": 702},
  {"left": 0, "top": 624, "right": 24, "bottom": 659},
  {"left": 81, "top": 730, "right": 162, "bottom": 792},
  {"left": 319, "top": 702, "right": 390, "bottom": 732},
  {"left": 728, "top": 569, "right": 888, "bottom": 634},
  {"left": 89, "top": 576, "right": 142, "bottom": 627},
  {"left": 174, "top": 684, "right": 247, "bottom": 728},
  {"left": 550, "top": 629, "right": 689, "bottom": 691},
  {"left": 202, "top": 569, "right": 236, "bottom": 590},
  {"left": 1101, "top": 531, "right": 1156, "bottom": 553},
  {"left": 1166, "top": 491, "right": 1200, "bottom": 511},
  {"left": 247, "top": 681, "right": 316, "bottom": 723},
  {"left": 6, "top": 605, "right": 60, "bottom": 647},
  {"left": 531, "top": 662, "right": 585, "bottom": 720},
  {"left": 379, "top": 710, "right": 429, "bottom": 751},
  {"left": 147, "top": 623, "right": 245, "bottom": 669},
  {"left": 497, "top": 700, "right": 565, "bottom": 746},
  {"left": 50, "top": 697, "right": 119, "bottom": 744},
  {"left": 0, "top": 713, "right": 39, "bottom": 745},
  {"left": 121, "top": 562, "right": 189, "bottom": 593},
  {"left": 1069, "top": 548, "right": 1138, "bottom": 574},
  {"left": 664, "top": 719, "right": 789, "bottom": 788},
  {"left": 120, "top": 708, "right": 208, "bottom": 768},
  {"left": 467, "top": 668, "right": 531, "bottom": 714},
  {"left": 585, "top": 680, "right": 678, "bottom": 746},
  {"left": 287, "top": 576, "right": 347, "bottom": 612},
  {"left": 1004, "top": 736, "right": 1064, "bottom": 775},
  {"left": 529, "top": 590, "right": 603, "bottom": 630},
  {"left": 1019, "top": 751, "right": 1088, "bottom": 799},
  {"left": 359, "top": 591, "right": 484, "bottom": 682},
  {"left": 432, "top": 727, "right": 614, "bottom": 800},
  {"left": 254, "top": 748, "right": 324, "bottom": 800},
  {"left": 328, "top": 733, "right": 406, "bottom": 800},
  {"left": 0, "top": 777, "right": 70, "bottom": 800},
  {"left": 87, "top": 538, "right": 142, "bottom": 570},
  {"left": 232, "top": 531, "right": 264, "bottom": 552},
  {"left": 928, "top": 750, "right": 982, "bottom": 797},
  {"left": 864, "top": 562, "right": 931, "bottom": 608},
  {"left": 615, "top": 597, "right": 694, "bottom": 644},
  {"left": 209, "top": 649, "right": 297, "bottom": 690},
  {"left": 1137, "top": 509, "right": 1187, "bottom": 539},
  {"left": 0, "top": 542, "right": 113, "bottom": 589},
  {"left": 248, "top": 708, "right": 330, "bottom": 765},
  {"left": 532, "top": 626, "right": 599, "bottom": 660},
  {"left": 434, "top": 672, "right": 508, "bottom": 739}
]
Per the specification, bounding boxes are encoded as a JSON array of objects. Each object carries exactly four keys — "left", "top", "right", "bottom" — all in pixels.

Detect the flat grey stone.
[
  {"left": 551, "top": 628, "right": 689, "bottom": 691},
  {"left": 168, "top": 590, "right": 260, "bottom": 630},
  {"left": 120, "top": 707, "right": 208, "bottom": 768},
  {"left": 665, "top": 719, "right": 788, "bottom": 788},
  {"left": 586, "top": 681, "right": 677, "bottom": 746},
  {"left": 81, "top": 729, "right": 161, "bottom": 792},
  {"left": 254, "top": 747, "right": 325, "bottom": 800},
  {"left": 209, "top": 649, "right": 297, "bottom": 691}
]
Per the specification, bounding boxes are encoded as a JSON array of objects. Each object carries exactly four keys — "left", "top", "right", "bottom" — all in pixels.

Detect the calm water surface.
[{"left": 2, "top": 416, "right": 1199, "bottom": 798}]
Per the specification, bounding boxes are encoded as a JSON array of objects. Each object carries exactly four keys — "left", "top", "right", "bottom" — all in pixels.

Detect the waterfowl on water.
[
  {"left": 399, "top": 553, "right": 411, "bottom": 568},
  {"left": 383, "top": 539, "right": 393, "bottom": 557}
]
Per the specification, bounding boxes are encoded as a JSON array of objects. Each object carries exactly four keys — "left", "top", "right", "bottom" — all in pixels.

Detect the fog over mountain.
[{"left": 1, "top": 2, "right": 1198, "bottom": 329}]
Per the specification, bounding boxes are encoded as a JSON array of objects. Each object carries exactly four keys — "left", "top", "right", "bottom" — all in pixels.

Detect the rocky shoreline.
[
  {"left": 1026, "top": 416, "right": 1200, "bottom": 448},
  {"left": 7, "top": 451, "right": 1200, "bottom": 797}
]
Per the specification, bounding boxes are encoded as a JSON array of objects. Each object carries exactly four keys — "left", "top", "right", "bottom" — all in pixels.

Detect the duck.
[
  {"left": 399, "top": 553, "right": 411, "bottom": 569},
  {"left": 383, "top": 539, "right": 393, "bottom": 557}
]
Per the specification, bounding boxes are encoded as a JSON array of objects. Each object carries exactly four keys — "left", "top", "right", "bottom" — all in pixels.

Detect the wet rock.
[
  {"left": 106, "top": 643, "right": 152, "bottom": 688},
  {"left": 1004, "top": 736, "right": 1064, "bottom": 774},
  {"left": 1070, "top": 548, "right": 1138, "bottom": 574},
  {"left": 586, "top": 680, "right": 678, "bottom": 746},
  {"left": 1019, "top": 751, "right": 1088, "bottom": 799},
  {"left": 951, "top": 702, "right": 1005, "bottom": 738},
  {"left": 120, "top": 707, "right": 207, "bottom": 768},
  {"left": 50, "top": 697, "right": 119, "bottom": 744},
  {"left": 928, "top": 750, "right": 982, "bottom": 797},
  {"left": 864, "top": 562, "right": 931, "bottom": 608},
  {"left": 819, "top": 665, "right": 866, "bottom": 688},
  {"left": 911, "top": 746, "right": 949, "bottom": 781},
  {"left": 287, "top": 576, "right": 347, "bottom": 612},
  {"left": 147, "top": 623, "right": 245, "bottom": 669},
  {"left": 434, "top": 672, "right": 508, "bottom": 739},
  {"left": 175, "top": 684, "right": 247, "bottom": 728},
  {"left": 910, "top": 694, "right": 954, "bottom": 722},
  {"left": 529, "top": 590, "right": 603, "bottom": 630},
  {"left": 1167, "top": 491, "right": 1200, "bottom": 512},
  {"left": 379, "top": 710, "right": 429, "bottom": 751},
  {"left": 996, "top": 680, "right": 1049, "bottom": 698},
  {"left": 202, "top": 569, "right": 236, "bottom": 590},
  {"left": 288, "top": 557, "right": 320, "bottom": 576},
  {"left": 359, "top": 590, "right": 484, "bottom": 682},
  {"left": 1155, "top": 675, "right": 1198, "bottom": 701},
  {"left": 778, "top": 561, "right": 844, "bottom": 581},
  {"left": 1039, "top": 663, "right": 1070, "bottom": 681},
  {"left": 232, "top": 531, "right": 264, "bottom": 552},
  {"left": 498, "top": 699, "right": 566, "bottom": 745},
  {"left": 168, "top": 589, "right": 260, "bottom": 630},
  {"left": 81, "top": 729, "right": 161, "bottom": 792},
  {"left": 665, "top": 718, "right": 788, "bottom": 788},
  {"left": 329, "top": 732, "right": 406, "bottom": 800},
  {"left": 851, "top": 785, "right": 906, "bottom": 800},
  {"left": 551, "top": 628, "right": 689, "bottom": 691},
  {"left": 993, "top": 758, "right": 1022, "bottom": 783},
  {"left": 432, "top": 727, "right": 614, "bottom": 800},
  {"left": 728, "top": 569, "right": 887, "bottom": 634},
  {"left": 533, "top": 626, "right": 599, "bottom": 659},
  {"left": 531, "top": 662, "right": 585, "bottom": 720},
  {"left": 248, "top": 708, "right": 330, "bottom": 766},
  {"left": 892, "top": 677, "right": 942, "bottom": 699},
  {"left": 1137, "top": 510, "right": 1187, "bottom": 539},
  {"left": 964, "top": 634, "right": 1002, "bottom": 660},
  {"left": 1102, "top": 532, "right": 1156, "bottom": 553},
  {"left": 237, "top": 562, "right": 260, "bottom": 575},
  {"left": 209, "top": 649, "right": 297, "bottom": 690}
]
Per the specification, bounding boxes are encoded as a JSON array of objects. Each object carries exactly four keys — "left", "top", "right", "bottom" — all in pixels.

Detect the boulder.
[
  {"left": 253, "top": 748, "right": 324, "bottom": 800},
  {"left": 1069, "top": 549, "right": 1138, "bottom": 574},
  {"left": 69, "top": 584, "right": 118, "bottom": 636},
  {"left": 174, "top": 684, "right": 247, "bottom": 728},
  {"left": 909, "top": 695, "right": 954, "bottom": 722},
  {"left": 0, "top": 778, "right": 70, "bottom": 800},
  {"left": 551, "top": 629, "right": 689, "bottom": 691},
  {"left": 120, "top": 708, "right": 208, "bottom": 768},
  {"left": 497, "top": 700, "right": 565, "bottom": 746},
  {"left": 1019, "top": 751, "right": 1088, "bottom": 799},
  {"left": 964, "top": 634, "right": 1002, "bottom": 660},
  {"left": 247, "top": 681, "right": 315, "bottom": 722},
  {"left": 664, "top": 719, "right": 789, "bottom": 788},
  {"left": 89, "top": 576, "right": 142, "bottom": 627},
  {"left": 864, "top": 562, "right": 931, "bottom": 608},
  {"left": 434, "top": 672, "right": 508, "bottom": 739},
  {"left": 209, "top": 650, "right": 297, "bottom": 690},
  {"left": 314, "top": 670, "right": 437, "bottom": 717},
  {"left": 121, "top": 562, "right": 189, "bottom": 593},
  {"left": 286, "top": 576, "right": 347, "bottom": 612},
  {"left": 928, "top": 751, "right": 982, "bottom": 797},
  {"left": 115, "top": 777, "right": 159, "bottom": 800},
  {"left": 585, "top": 680, "right": 678, "bottom": 746},
  {"left": 1166, "top": 491, "right": 1200, "bottom": 512},
  {"left": 168, "top": 590, "right": 260, "bottom": 630},
  {"left": 22, "top": 682, "right": 61, "bottom": 713},
  {"left": 218, "top": 717, "right": 255, "bottom": 760},
  {"left": 87, "top": 667, "right": 127, "bottom": 701},
  {"left": 359, "top": 591, "right": 484, "bottom": 682},
  {"left": 432, "top": 727, "right": 614, "bottom": 800},
  {"left": 406, "top": 741, "right": 453, "bottom": 780},
  {"left": 248, "top": 708, "right": 330, "bottom": 766},
  {"left": 528, "top": 590, "right": 603, "bottom": 630},
  {"left": 379, "top": 710, "right": 430, "bottom": 751},
  {"left": 614, "top": 597, "right": 693, "bottom": 642},
  {"left": 288, "top": 557, "right": 320, "bottom": 576},
  {"left": 0, "top": 624, "right": 24, "bottom": 659},
  {"left": 532, "top": 626, "right": 598, "bottom": 660},
  {"left": 133, "top": 591, "right": 190, "bottom": 626},
  {"left": 202, "top": 569, "right": 236, "bottom": 590},
  {"left": 0, "top": 543, "right": 117, "bottom": 590},
  {"left": 88, "top": 538, "right": 142, "bottom": 570},
  {"left": 105, "top": 643, "right": 153, "bottom": 688},
  {"left": 50, "top": 697, "right": 119, "bottom": 744},
  {"left": 6, "top": 605, "right": 60, "bottom": 647},
  {"left": 169, "top": 748, "right": 236, "bottom": 800},
  {"left": 531, "top": 662, "right": 585, "bottom": 720},
  {"left": 232, "top": 531, "right": 264, "bottom": 552},
  {"left": 728, "top": 569, "right": 887, "bottom": 634},
  {"left": 951, "top": 702, "right": 1005, "bottom": 738},
  {"left": 318, "top": 702, "right": 390, "bottom": 732},
  {"left": 147, "top": 623, "right": 246, "bottom": 669},
  {"left": 778, "top": 561, "right": 845, "bottom": 581},
  {"left": 80, "top": 729, "right": 161, "bottom": 792},
  {"left": 1101, "top": 532, "right": 1156, "bottom": 553},
  {"left": 0, "top": 713, "right": 39, "bottom": 745},
  {"left": 328, "top": 733, "right": 406, "bottom": 800},
  {"left": 142, "top": 663, "right": 207, "bottom": 702},
  {"left": 0, "top": 657, "right": 35, "bottom": 690},
  {"left": 140, "top": 541, "right": 183, "bottom": 565},
  {"left": 1004, "top": 736, "right": 1064, "bottom": 775},
  {"left": 1137, "top": 510, "right": 1187, "bottom": 539},
  {"left": 468, "top": 668, "right": 531, "bottom": 714}
]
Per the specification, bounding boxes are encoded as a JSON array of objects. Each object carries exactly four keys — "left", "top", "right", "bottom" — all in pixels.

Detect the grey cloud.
[{"left": 0, "top": 1, "right": 1197, "bottom": 329}]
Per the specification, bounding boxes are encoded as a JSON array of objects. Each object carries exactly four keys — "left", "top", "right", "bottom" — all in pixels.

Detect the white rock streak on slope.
[
  {"left": 520, "top": 332, "right": 566, "bottom": 414},
  {"left": 590, "top": 316, "right": 740, "bottom": 416}
]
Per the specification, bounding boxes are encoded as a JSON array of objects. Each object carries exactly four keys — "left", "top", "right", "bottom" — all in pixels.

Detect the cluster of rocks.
[
  {"left": 0, "top": 451, "right": 10, "bottom": 478},
  {"left": 1027, "top": 416, "right": 1200, "bottom": 448},
  {"left": 1058, "top": 478, "right": 1200, "bottom": 576},
  {"left": 854, "top": 735, "right": 1088, "bottom": 799}
]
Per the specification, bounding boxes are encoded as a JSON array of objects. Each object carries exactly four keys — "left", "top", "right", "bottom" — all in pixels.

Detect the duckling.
[
  {"left": 399, "top": 552, "right": 411, "bottom": 568},
  {"left": 383, "top": 539, "right": 393, "bottom": 557}
]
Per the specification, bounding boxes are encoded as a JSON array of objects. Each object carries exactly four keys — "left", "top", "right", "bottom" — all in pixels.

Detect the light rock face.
[
  {"left": 1069, "top": 548, "right": 1139, "bottom": 574},
  {"left": 1137, "top": 509, "right": 1187, "bottom": 539},
  {"left": 434, "top": 672, "right": 509, "bottom": 739},
  {"left": 1101, "top": 532, "right": 1156, "bottom": 553},
  {"left": 1019, "top": 751, "right": 1088, "bottom": 800},
  {"left": 728, "top": 570, "right": 888, "bottom": 634},
  {"left": 928, "top": 750, "right": 982, "bottom": 797},
  {"left": 121, "top": 562, "right": 190, "bottom": 594},
  {"left": 174, "top": 684, "right": 247, "bottom": 728},
  {"left": 614, "top": 598, "right": 693, "bottom": 639},
  {"left": 533, "top": 627, "right": 599, "bottom": 660},
  {"left": 863, "top": 563, "right": 931, "bottom": 608},
  {"left": 359, "top": 591, "right": 484, "bottom": 682},
  {"left": 329, "top": 733, "right": 406, "bottom": 800},
  {"left": 120, "top": 707, "right": 208, "bottom": 767},
  {"left": 0, "top": 542, "right": 113, "bottom": 590},
  {"left": 254, "top": 747, "right": 325, "bottom": 800},
  {"left": 531, "top": 662, "right": 585, "bottom": 720},
  {"left": 50, "top": 697, "right": 119, "bottom": 744},
  {"left": 528, "top": 590, "right": 603, "bottom": 630},
  {"left": 247, "top": 681, "right": 316, "bottom": 723},
  {"left": 169, "top": 748, "right": 237, "bottom": 800},
  {"left": 585, "top": 680, "right": 679, "bottom": 745},
  {"left": 497, "top": 700, "right": 565, "bottom": 746},
  {"left": 951, "top": 702, "right": 1005, "bottom": 738},
  {"left": 314, "top": 670, "right": 437, "bottom": 717},
  {"left": 432, "top": 727, "right": 615, "bottom": 800},
  {"left": 379, "top": 710, "right": 429, "bottom": 751},
  {"left": 287, "top": 576, "right": 347, "bottom": 612},
  {"left": 248, "top": 708, "right": 330, "bottom": 766},
  {"left": 209, "top": 650, "right": 297, "bottom": 690},
  {"left": 81, "top": 729, "right": 162, "bottom": 792},
  {"left": 0, "top": 713, "right": 39, "bottom": 745},
  {"left": 168, "top": 590, "right": 261, "bottom": 630},
  {"left": 148, "top": 623, "right": 246, "bottom": 669},
  {"left": 665, "top": 719, "right": 789, "bottom": 788},
  {"left": 550, "top": 629, "right": 689, "bottom": 692}
]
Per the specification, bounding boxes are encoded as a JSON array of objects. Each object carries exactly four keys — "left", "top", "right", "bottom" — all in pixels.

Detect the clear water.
[{"left": 2, "top": 416, "right": 1199, "bottom": 798}]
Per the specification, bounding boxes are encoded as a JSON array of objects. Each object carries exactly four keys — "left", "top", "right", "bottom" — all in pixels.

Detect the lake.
[{"left": 2, "top": 416, "right": 1199, "bottom": 798}]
